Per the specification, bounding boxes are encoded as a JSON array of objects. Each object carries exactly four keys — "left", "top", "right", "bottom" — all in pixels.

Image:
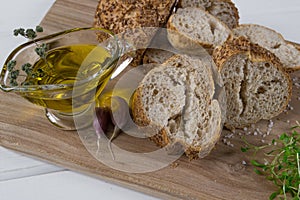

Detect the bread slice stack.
[
  {"left": 162, "top": 1, "right": 298, "bottom": 131},
  {"left": 143, "top": 0, "right": 239, "bottom": 64},
  {"left": 132, "top": 55, "right": 224, "bottom": 159},
  {"left": 94, "top": 0, "right": 299, "bottom": 159}
]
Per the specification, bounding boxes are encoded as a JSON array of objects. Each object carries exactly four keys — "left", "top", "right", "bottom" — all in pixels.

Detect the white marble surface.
[{"left": 0, "top": 0, "right": 300, "bottom": 200}]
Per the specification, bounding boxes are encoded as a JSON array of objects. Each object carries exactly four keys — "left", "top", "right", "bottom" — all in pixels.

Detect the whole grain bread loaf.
[
  {"left": 167, "top": 7, "right": 232, "bottom": 52},
  {"left": 94, "top": 0, "right": 177, "bottom": 66},
  {"left": 213, "top": 36, "right": 292, "bottom": 130},
  {"left": 132, "top": 54, "right": 223, "bottom": 159},
  {"left": 233, "top": 24, "right": 300, "bottom": 72},
  {"left": 178, "top": 0, "right": 239, "bottom": 29}
]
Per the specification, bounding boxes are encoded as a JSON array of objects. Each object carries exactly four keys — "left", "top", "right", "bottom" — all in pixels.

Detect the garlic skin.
[{"left": 93, "top": 107, "right": 111, "bottom": 137}]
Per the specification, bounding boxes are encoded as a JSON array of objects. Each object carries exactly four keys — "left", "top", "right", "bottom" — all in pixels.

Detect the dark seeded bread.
[
  {"left": 94, "top": 0, "right": 177, "bottom": 66},
  {"left": 213, "top": 37, "right": 292, "bottom": 130},
  {"left": 233, "top": 24, "right": 300, "bottom": 72},
  {"left": 179, "top": 0, "right": 239, "bottom": 29},
  {"left": 132, "top": 54, "right": 223, "bottom": 159}
]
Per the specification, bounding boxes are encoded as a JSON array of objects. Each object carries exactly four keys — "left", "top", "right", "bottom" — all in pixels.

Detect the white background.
[{"left": 1, "top": 0, "right": 300, "bottom": 199}]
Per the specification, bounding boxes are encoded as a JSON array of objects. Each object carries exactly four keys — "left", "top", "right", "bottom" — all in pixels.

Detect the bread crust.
[
  {"left": 94, "top": 0, "right": 177, "bottom": 67},
  {"left": 233, "top": 24, "right": 300, "bottom": 72},
  {"left": 213, "top": 36, "right": 293, "bottom": 129}
]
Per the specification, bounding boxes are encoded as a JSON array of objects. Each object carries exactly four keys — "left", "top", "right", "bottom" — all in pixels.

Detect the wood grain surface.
[{"left": 1, "top": 0, "right": 300, "bottom": 199}]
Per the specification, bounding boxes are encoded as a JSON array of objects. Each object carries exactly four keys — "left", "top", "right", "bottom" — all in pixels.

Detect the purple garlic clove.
[{"left": 93, "top": 107, "right": 111, "bottom": 138}]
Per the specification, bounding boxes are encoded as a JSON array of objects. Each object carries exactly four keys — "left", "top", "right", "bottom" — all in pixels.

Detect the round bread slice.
[
  {"left": 213, "top": 36, "right": 292, "bottom": 130},
  {"left": 132, "top": 54, "right": 223, "bottom": 159},
  {"left": 179, "top": 0, "right": 239, "bottom": 29},
  {"left": 233, "top": 24, "right": 300, "bottom": 72},
  {"left": 167, "top": 7, "right": 232, "bottom": 51}
]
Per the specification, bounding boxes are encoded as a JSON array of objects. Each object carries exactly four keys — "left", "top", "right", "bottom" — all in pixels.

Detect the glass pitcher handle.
[{"left": 110, "top": 34, "right": 136, "bottom": 79}]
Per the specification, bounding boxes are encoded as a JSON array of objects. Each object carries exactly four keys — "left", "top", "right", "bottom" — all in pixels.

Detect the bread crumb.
[{"left": 170, "top": 162, "right": 179, "bottom": 168}]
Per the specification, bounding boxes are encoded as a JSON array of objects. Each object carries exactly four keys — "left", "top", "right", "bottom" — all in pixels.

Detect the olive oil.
[{"left": 20, "top": 44, "right": 114, "bottom": 113}]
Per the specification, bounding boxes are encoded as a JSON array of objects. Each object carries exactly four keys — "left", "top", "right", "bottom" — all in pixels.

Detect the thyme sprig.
[
  {"left": 8, "top": 26, "right": 47, "bottom": 86},
  {"left": 242, "top": 125, "right": 300, "bottom": 200}
]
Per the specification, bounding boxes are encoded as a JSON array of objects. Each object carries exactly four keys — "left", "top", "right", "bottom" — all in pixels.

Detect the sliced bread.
[
  {"left": 143, "top": 49, "right": 175, "bottom": 64},
  {"left": 132, "top": 54, "right": 223, "bottom": 159},
  {"left": 233, "top": 24, "right": 300, "bottom": 72},
  {"left": 167, "top": 7, "right": 232, "bottom": 51},
  {"left": 179, "top": 0, "right": 239, "bottom": 29},
  {"left": 213, "top": 37, "right": 292, "bottom": 129}
]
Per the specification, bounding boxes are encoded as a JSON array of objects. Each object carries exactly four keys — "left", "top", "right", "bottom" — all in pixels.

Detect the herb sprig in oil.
[{"left": 8, "top": 26, "right": 47, "bottom": 86}]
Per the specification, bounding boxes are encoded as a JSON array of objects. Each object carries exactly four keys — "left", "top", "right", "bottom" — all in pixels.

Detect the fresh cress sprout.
[{"left": 242, "top": 125, "right": 300, "bottom": 200}]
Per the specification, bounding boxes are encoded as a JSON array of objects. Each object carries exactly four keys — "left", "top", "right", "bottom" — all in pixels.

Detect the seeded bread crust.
[
  {"left": 213, "top": 36, "right": 293, "bottom": 129},
  {"left": 94, "top": 0, "right": 177, "bottom": 66},
  {"left": 213, "top": 36, "right": 282, "bottom": 69},
  {"left": 233, "top": 24, "right": 300, "bottom": 72}
]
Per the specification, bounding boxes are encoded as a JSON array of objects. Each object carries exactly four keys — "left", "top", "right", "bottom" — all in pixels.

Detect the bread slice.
[
  {"left": 143, "top": 49, "right": 175, "bottom": 64},
  {"left": 233, "top": 24, "right": 300, "bottom": 72},
  {"left": 179, "top": 0, "right": 239, "bottom": 29},
  {"left": 167, "top": 7, "right": 232, "bottom": 51},
  {"left": 132, "top": 54, "right": 223, "bottom": 159},
  {"left": 94, "top": 0, "right": 177, "bottom": 66},
  {"left": 178, "top": 0, "right": 211, "bottom": 9},
  {"left": 213, "top": 37, "right": 292, "bottom": 130}
]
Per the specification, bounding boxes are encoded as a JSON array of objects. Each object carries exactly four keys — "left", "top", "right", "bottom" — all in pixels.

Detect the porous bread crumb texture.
[
  {"left": 234, "top": 24, "right": 300, "bottom": 72},
  {"left": 143, "top": 49, "right": 175, "bottom": 64},
  {"left": 213, "top": 37, "right": 292, "bottom": 129},
  {"left": 179, "top": 0, "right": 211, "bottom": 9},
  {"left": 132, "top": 55, "right": 223, "bottom": 159},
  {"left": 167, "top": 7, "right": 232, "bottom": 50},
  {"left": 178, "top": 0, "right": 240, "bottom": 29}
]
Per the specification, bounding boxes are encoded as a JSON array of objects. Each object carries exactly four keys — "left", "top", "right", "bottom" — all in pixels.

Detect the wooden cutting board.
[{"left": 1, "top": 0, "right": 300, "bottom": 199}]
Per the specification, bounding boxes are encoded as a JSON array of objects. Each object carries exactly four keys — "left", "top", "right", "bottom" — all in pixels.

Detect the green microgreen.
[
  {"left": 8, "top": 26, "right": 47, "bottom": 86},
  {"left": 242, "top": 125, "right": 300, "bottom": 200}
]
